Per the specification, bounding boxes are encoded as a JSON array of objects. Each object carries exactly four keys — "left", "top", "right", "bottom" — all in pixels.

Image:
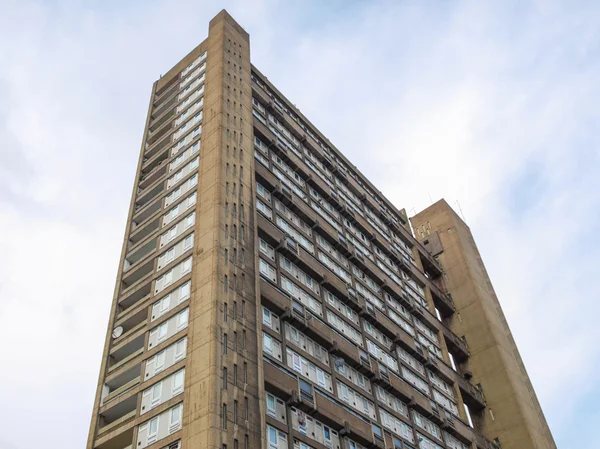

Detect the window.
[
  {"left": 173, "top": 370, "right": 184, "bottom": 394},
  {"left": 448, "top": 352, "right": 457, "bottom": 371},
  {"left": 151, "top": 382, "right": 162, "bottom": 404},
  {"left": 222, "top": 404, "right": 227, "bottom": 429},
  {"left": 186, "top": 213, "right": 195, "bottom": 228},
  {"left": 169, "top": 403, "right": 182, "bottom": 430},
  {"left": 266, "top": 393, "right": 276, "bottom": 417},
  {"left": 259, "top": 238, "right": 275, "bottom": 260},
  {"left": 263, "top": 307, "right": 272, "bottom": 327},
  {"left": 177, "top": 308, "right": 189, "bottom": 328},
  {"left": 223, "top": 367, "right": 227, "bottom": 390},
  {"left": 223, "top": 333, "right": 228, "bottom": 355},
  {"left": 148, "top": 417, "right": 159, "bottom": 441},
  {"left": 234, "top": 400, "right": 238, "bottom": 423},
  {"left": 268, "top": 426, "right": 278, "bottom": 449},
  {"left": 184, "top": 234, "right": 193, "bottom": 250},
  {"left": 180, "top": 282, "right": 191, "bottom": 300},
  {"left": 158, "top": 322, "right": 168, "bottom": 341},
  {"left": 259, "top": 259, "right": 277, "bottom": 282},
  {"left": 263, "top": 333, "right": 273, "bottom": 355},
  {"left": 165, "top": 248, "right": 175, "bottom": 263},
  {"left": 174, "top": 338, "right": 186, "bottom": 360},
  {"left": 182, "top": 258, "right": 192, "bottom": 273}
]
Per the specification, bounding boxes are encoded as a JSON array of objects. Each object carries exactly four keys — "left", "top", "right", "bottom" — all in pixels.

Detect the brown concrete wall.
[
  {"left": 411, "top": 199, "right": 556, "bottom": 449},
  {"left": 183, "top": 10, "right": 261, "bottom": 449},
  {"left": 86, "top": 76, "right": 158, "bottom": 449}
]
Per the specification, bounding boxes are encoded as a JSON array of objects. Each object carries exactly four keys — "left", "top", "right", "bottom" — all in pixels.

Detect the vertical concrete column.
[
  {"left": 411, "top": 200, "right": 556, "bottom": 449},
  {"left": 183, "top": 10, "right": 261, "bottom": 449}
]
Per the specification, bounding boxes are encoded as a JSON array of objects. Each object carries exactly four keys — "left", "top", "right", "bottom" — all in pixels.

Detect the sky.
[{"left": 0, "top": 0, "right": 598, "bottom": 448}]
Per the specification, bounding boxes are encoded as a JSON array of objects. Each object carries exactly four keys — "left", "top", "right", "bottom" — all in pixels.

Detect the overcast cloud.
[{"left": 0, "top": 1, "right": 598, "bottom": 448}]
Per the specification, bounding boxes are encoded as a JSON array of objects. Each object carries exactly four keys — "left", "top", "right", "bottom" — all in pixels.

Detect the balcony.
[
  {"left": 149, "top": 107, "right": 176, "bottom": 134},
  {"left": 141, "top": 144, "right": 170, "bottom": 178},
  {"left": 330, "top": 338, "right": 362, "bottom": 369},
  {"left": 306, "top": 172, "right": 333, "bottom": 198},
  {"left": 358, "top": 192, "right": 379, "bottom": 215},
  {"left": 303, "top": 314, "right": 338, "bottom": 350},
  {"left": 135, "top": 181, "right": 165, "bottom": 210},
  {"left": 129, "top": 216, "right": 161, "bottom": 248},
  {"left": 275, "top": 102, "right": 307, "bottom": 142},
  {"left": 430, "top": 287, "right": 455, "bottom": 317},
  {"left": 314, "top": 391, "right": 373, "bottom": 447},
  {"left": 93, "top": 425, "right": 134, "bottom": 449},
  {"left": 254, "top": 117, "right": 277, "bottom": 147},
  {"left": 251, "top": 82, "right": 272, "bottom": 107},
  {"left": 121, "top": 257, "right": 154, "bottom": 290},
  {"left": 288, "top": 383, "right": 317, "bottom": 415},
  {"left": 312, "top": 219, "right": 342, "bottom": 248},
  {"left": 440, "top": 326, "right": 470, "bottom": 362},
  {"left": 456, "top": 375, "right": 486, "bottom": 411},
  {"left": 419, "top": 250, "right": 443, "bottom": 280},
  {"left": 147, "top": 118, "right": 173, "bottom": 148},
  {"left": 281, "top": 303, "right": 309, "bottom": 332},
  {"left": 272, "top": 182, "right": 294, "bottom": 207},
  {"left": 138, "top": 163, "right": 168, "bottom": 192},
  {"left": 393, "top": 331, "right": 419, "bottom": 357},
  {"left": 341, "top": 173, "right": 365, "bottom": 202},
  {"left": 349, "top": 250, "right": 381, "bottom": 284},
  {"left": 424, "top": 352, "right": 455, "bottom": 385},
  {"left": 123, "top": 238, "right": 157, "bottom": 272},
  {"left": 372, "top": 364, "right": 441, "bottom": 423},
  {"left": 113, "top": 306, "right": 148, "bottom": 341},
  {"left": 255, "top": 159, "right": 278, "bottom": 189},
  {"left": 260, "top": 278, "right": 291, "bottom": 315},
  {"left": 474, "top": 432, "right": 500, "bottom": 449},
  {"left": 297, "top": 249, "right": 329, "bottom": 284},
  {"left": 102, "top": 363, "right": 142, "bottom": 406},
  {"left": 301, "top": 133, "right": 325, "bottom": 161},
  {"left": 97, "top": 395, "right": 137, "bottom": 436},
  {"left": 118, "top": 279, "right": 152, "bottom": 313},
  {"left": 109, "top": 324, "right": 145, "bottom": 368},
  {"left": 264, "top": 359, "right": 297, "bottom": 398},
  {"left": 154, "top": 74, "right": 180, "bottom": 104},
  {"left": 357, "top": 297, "right": 401, "bottom": 341},
  {"left": 442, "top": 414, "right": 475, "bottom": 446},
  {"left": 283, "top": 196, "right": 317, "bottom": 228},
  {"left": 132, "top": 194, "right": 163, "bottom": 225},
  {"left": 151, "top": 93, "right": 178, "bottom": 125}
]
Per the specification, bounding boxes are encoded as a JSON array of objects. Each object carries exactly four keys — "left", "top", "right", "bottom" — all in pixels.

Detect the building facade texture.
[{"left": 86, "top": 11, "right": 556, "bottom": 449}]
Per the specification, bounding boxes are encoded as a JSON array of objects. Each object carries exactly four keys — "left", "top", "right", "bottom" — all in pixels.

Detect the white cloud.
[{"left": 0, "top": 1, "right": 598, "bottom": 448}]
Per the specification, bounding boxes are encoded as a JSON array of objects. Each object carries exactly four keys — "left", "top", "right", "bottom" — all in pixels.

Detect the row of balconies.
[
  {"left": 147, "top": 67, "right": 206, "bottom": 154},
  {"left": 263, "top": 346, "right": 494, "bottom": 449},
  {"left": 127, "top": 150, "right": 199, "bottom": 262},
  {"left": 94, "top": 280, "right": 189, "bottom": 448},
  {"left": 263, "top": 360, "right": 377, "bottom": 448},
  {"left": 251, "top": 80, "right": 445, "bottom": 280},
  {"left": 254, "top": 182, "right": 468, "bottom": 365},
  {"left": 257, "top": 216, "right": 487, "bottom": 419},
  {"left": 260, "top": 266, "right": 485, "bottom": 421},
  {"left": 92, "top": 62, "right": 207, "bottom": 449},
  {"left": 253, "top": 121, "right": 453, "bottom": 320}
]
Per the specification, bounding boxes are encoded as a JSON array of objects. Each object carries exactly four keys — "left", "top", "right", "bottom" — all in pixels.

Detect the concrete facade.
[
  {"left": 87, "top": 11, "right": 556, "bottom": 449},
  {"left": 411, "top": 200, "right": 556, "bottom": 449}
]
